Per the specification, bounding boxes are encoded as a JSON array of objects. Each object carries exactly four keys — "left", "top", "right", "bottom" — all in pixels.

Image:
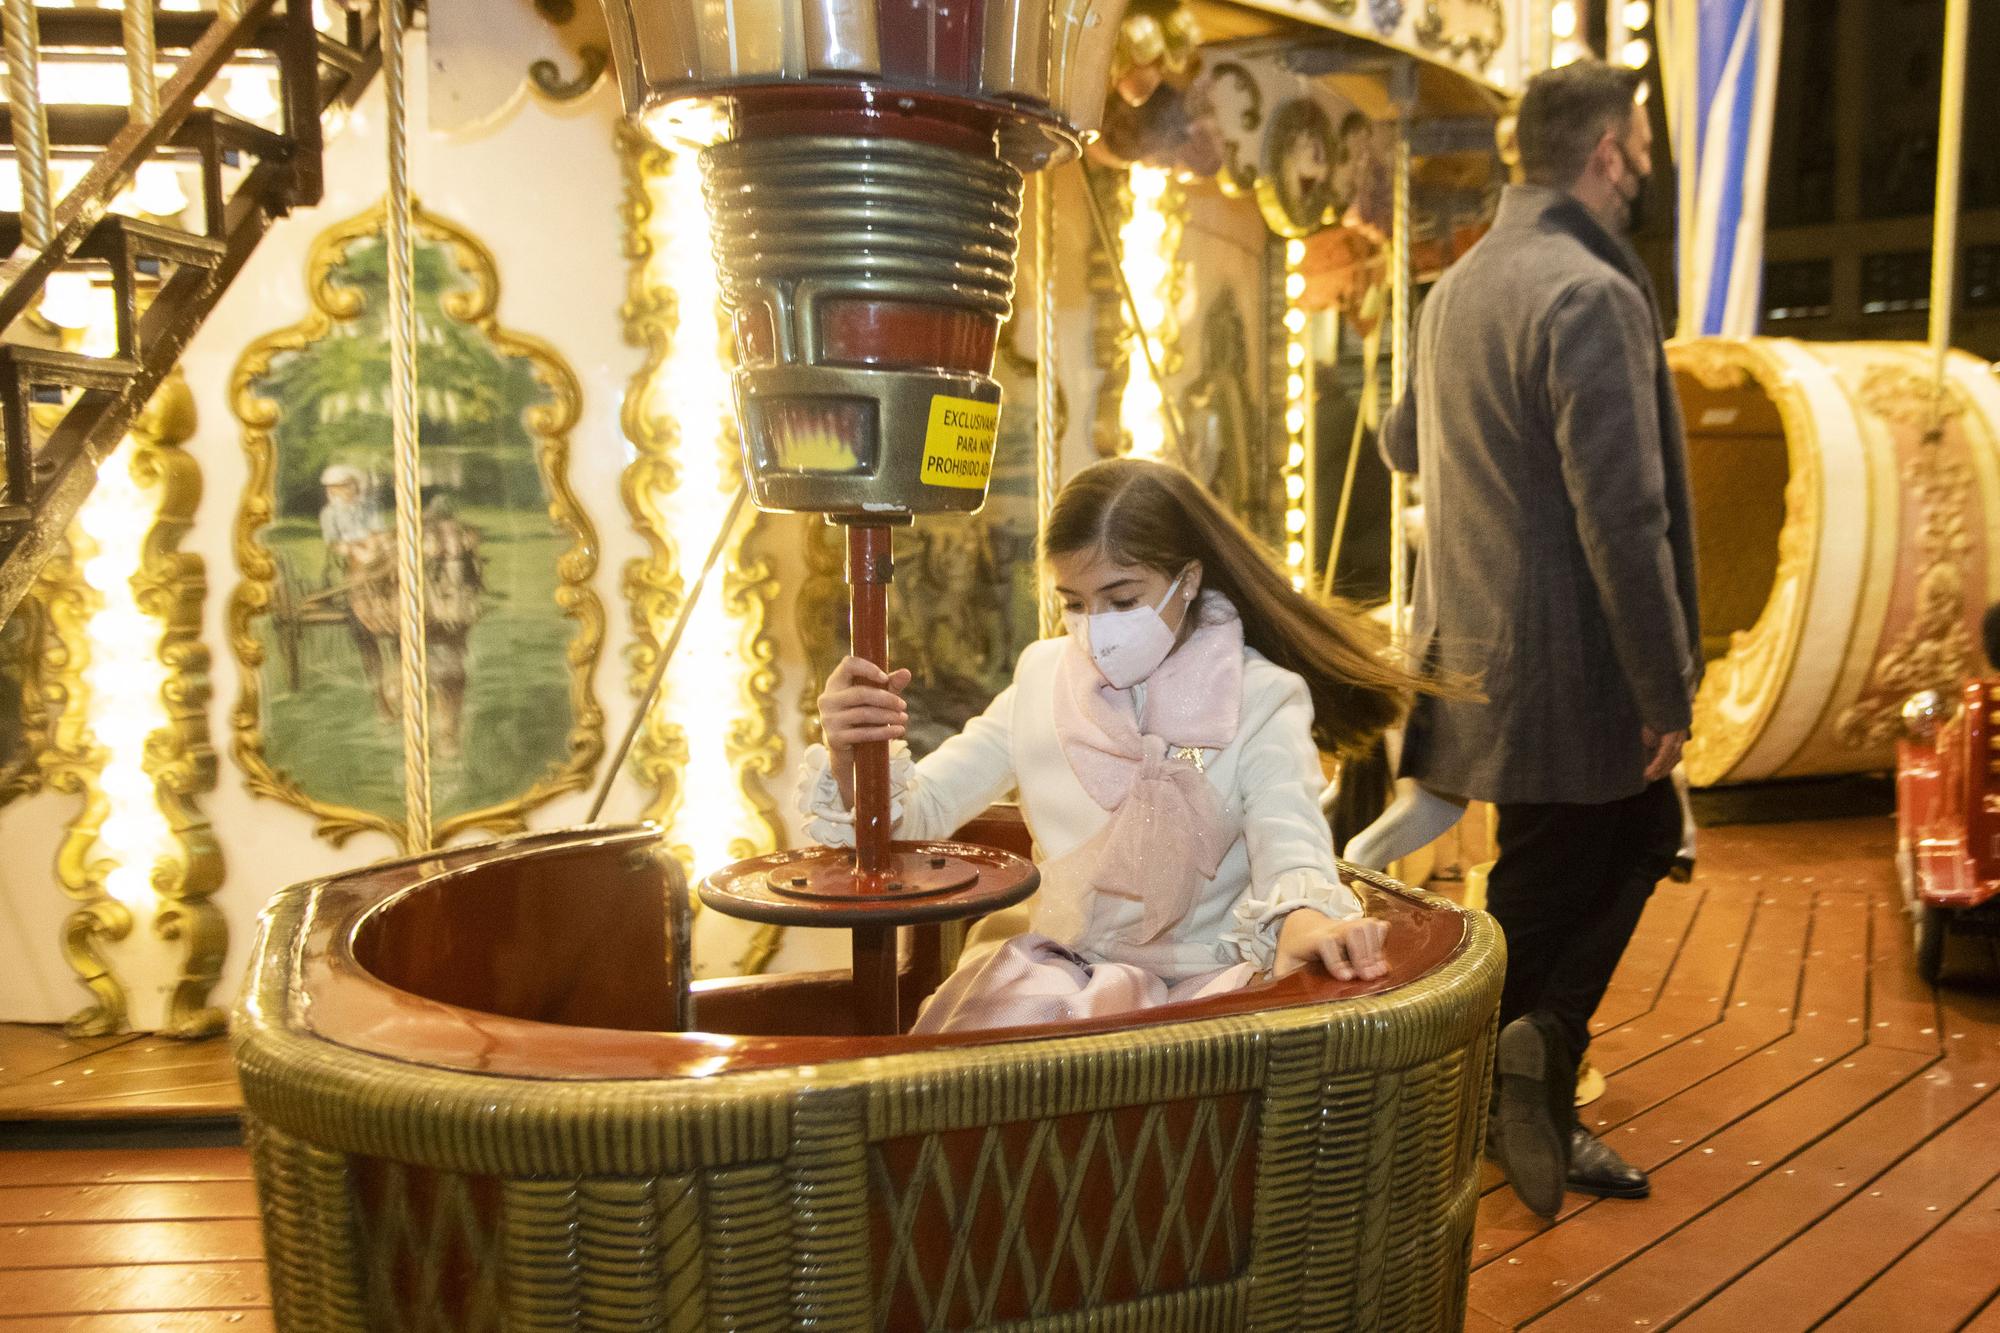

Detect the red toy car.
[{"left": 1894, "top": 606, "right": 2000, "bottom": 982}]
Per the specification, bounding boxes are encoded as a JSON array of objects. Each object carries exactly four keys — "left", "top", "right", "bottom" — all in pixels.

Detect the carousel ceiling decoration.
[
  {"left": 227, "top": 201, "right": 605, "bottom": 851},
  {"left": 616, "top": 123, "right": 786, "bottom": 975},
  {"left": 37, "top": 374, "right": 223, "bottom": 1037}
]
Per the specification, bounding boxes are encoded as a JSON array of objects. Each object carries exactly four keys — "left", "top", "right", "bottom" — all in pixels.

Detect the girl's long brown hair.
[{"left": 1043, "top": 457, "right": 1415, "bottom": 757}]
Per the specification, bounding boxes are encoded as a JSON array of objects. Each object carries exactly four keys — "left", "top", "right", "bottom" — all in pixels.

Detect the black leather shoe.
[
  {"left": 1491, "top": 1014, "right": 1573, "bottom": 1218},
  {"left": 1567, "top": 1126, "right": 1650, "bottom": 1199}
]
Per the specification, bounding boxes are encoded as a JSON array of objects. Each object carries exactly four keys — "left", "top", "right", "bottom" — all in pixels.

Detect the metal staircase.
[{"left": 0, "top": 0, "right": 383, "bottom": 622}]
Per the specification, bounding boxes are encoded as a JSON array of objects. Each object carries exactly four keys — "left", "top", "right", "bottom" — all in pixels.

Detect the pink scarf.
[{"left": 1052, "top": 597, "right": 1243, "bottom": 941}]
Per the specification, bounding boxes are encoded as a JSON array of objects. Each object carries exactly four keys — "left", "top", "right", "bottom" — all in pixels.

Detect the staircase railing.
[{"left": 0, "top": 0, "right": 382, "bottom": 622}]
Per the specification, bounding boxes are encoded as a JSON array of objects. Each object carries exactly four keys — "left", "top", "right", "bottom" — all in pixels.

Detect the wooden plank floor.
[
  {"left": 1465, "top": 815, "right": 2000, "bottom": 1331},
  {"left": 1, "top": 815, "right": 1996, "bottom": 1329},
  {"left": 0, "top": 1028, "right": 241, "bottom": 1122}
]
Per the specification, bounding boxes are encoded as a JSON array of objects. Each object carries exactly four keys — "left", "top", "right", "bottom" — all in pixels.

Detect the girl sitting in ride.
[{"left": 804, "top": 457, "right": 1418, "bottom": 1033}]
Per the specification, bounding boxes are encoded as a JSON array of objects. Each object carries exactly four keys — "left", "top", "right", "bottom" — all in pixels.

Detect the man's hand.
[
  {"left": 1275, "top": 910, "right": 1389, "bottom": 982},
  {"left": 1641, "top": 726, "right": 1687, "bottom": 782}
]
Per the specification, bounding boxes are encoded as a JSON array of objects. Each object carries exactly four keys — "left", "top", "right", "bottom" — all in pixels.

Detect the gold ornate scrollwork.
[
  {"left": 36, "top": 374, "right": 224, "bottom": 1037},
  {"left": 37, "top": 537, "right": 130, "bottom": 1036},
  {"left": 1087, "top": 161, "right": 1188, "bottom": 461},
  {"left": 1833, "top": 368, "right": 1975, "bottom": 748},
  {"left": 229, "top": 200, "right": 605, "bottom": 849},
  {"left": 616, "top": 124, "right": 785, "bottom": 977},
  {"left": 1087, "top": 160, "right": 1135, "bottom": 459},
  {"left": 1674, "top": 340, "right": 1823, "bottom": 787},
  {"left": 1412, "top": 0, "right": 1508, "bottom": 66},
  {"left": 0, "top": 592, "right": 50, "bottom": 808},
  {"left": 530, "top": 46, "right": 608, "bottom": 102}
]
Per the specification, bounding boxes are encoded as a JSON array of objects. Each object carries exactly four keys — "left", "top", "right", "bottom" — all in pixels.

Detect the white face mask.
[{"left": 1062, "top": 568, "right": 1191, "bottom": 689}]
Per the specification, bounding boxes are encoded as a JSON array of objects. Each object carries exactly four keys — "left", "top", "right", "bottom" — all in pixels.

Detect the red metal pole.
[{"left": 846, "top": 523, "right": 894, "bottom": 877}]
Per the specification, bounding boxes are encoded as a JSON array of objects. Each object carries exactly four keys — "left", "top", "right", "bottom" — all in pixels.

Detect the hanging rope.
[
  {"left": 1387, "top": 116, "right": 1412, "bottom": 650},
  {"left": 1034, "top": 171, "right": 1060, "bottom": 638},
  {"left": 122, "top": 0, "right": 159, "bottom": 126},
  {"left": 381, "top": 0, "right": 431, "bottom": 851},
  {"left": 587, "top": 485, "right": 750, "bottom": 825},
  {"left": 3, "top": 0, "right": 53, "bottom": 252}
]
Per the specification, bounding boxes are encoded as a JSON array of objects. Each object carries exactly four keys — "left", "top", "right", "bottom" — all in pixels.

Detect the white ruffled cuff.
[
  {"left": 797, "top": 741, "right": 915, "bottom": 847},
  {"left": 1220, "top": 868, "right": 1365, "bottom": 973}
]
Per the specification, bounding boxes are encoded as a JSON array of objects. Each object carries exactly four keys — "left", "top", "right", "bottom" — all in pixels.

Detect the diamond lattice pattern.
[
  {"left": 352, "top": 1156, "right": 506, "bottom": 1333},
  {"left": 870, "top": 1092, "right": 1259, "bottom": 1330}
]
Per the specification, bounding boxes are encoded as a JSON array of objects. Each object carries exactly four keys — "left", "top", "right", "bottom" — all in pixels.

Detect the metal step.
[
  {"left": 0, "top": 344, "right": 141, "bottom": 390},
  {"left": 0, "top": 344, "right": 140, "bottom": 539},
  {"left": 30, "top": 4, "right": 363, "bottom": 69},
  {"left": 0, "top": 211, "right": 229, "bottom": 270},
  {"left": 0, "top": 0, "right": 384, "bottom": 621},
  {"left": 0, "top": 105, "right": 291, "bottom": 166}
]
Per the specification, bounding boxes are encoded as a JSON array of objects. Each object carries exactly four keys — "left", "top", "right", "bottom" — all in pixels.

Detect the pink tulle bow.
[{"left": 1092, "top": 735, "right": 1230, "bottom": 942}]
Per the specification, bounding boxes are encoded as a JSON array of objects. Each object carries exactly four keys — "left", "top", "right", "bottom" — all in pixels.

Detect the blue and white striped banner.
[{"left": 1658, "top": 0, "right": 1785, "bottom": 337}]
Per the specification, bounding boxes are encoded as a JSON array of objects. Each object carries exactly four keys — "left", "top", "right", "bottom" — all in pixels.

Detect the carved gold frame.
[
  {"left": 227, "top": 200, "right": 606, "bottom": 849},
  {"left": 616, "top": 126, "right": 785, "bottom": 976},
  {"left": 1086, "top": 160, "right": 1188, "bottom": 461},
  {"left": 0, "top": 591, "right": 51, "bottom": 807},
  {"left": 38, "top": 375, "right": 226, "bottom": 1037},
  {"left": 1834, "top": 365, "right": 1975, "bottom": 748}
]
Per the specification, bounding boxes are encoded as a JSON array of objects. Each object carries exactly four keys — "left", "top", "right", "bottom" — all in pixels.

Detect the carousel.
[
  {"left": 228, "top": 2, "right": 1517, "bottom": 1327},
  {"left": 0, "top": 0, "right": 1994, "bottom": 1327}
]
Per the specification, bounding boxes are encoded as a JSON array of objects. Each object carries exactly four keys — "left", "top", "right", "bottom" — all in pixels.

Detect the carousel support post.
[
  {"left": 1035, "top": 172, "right": 1062, "bottom": 639},
  {"left": 845, "top": 523, "right": 895, "bottom": 876},
  {"left": 1928, "top": 0, "right": 1970, "bottom": 424},
  {"left": 846, "top": 521, "right": 900, "bottom": 1031},
  {"left": 1387, "top": 59, "right": 1416, "bottom": 648}
]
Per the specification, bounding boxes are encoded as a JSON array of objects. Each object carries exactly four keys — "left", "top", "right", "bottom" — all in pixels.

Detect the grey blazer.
[{"left": 1381, "top": 185, "right": 1700, "bottom": 806}]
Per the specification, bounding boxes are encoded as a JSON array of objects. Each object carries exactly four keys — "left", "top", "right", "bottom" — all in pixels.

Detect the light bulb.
[
  {"left": 1551, "top": 2, "right": 1578, "bottom": 39},
  {"left": 225, "top": 67, "right": 280, "bottom": 120},
  {"left": 40, "top": 271, "right": 97, "bottom": 330},
  {"left": 131, "top": 162, "right": 188, "bottom": 217}
]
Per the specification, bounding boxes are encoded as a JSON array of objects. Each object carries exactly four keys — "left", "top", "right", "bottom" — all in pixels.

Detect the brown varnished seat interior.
[{"left": 317, "top": 819, "right": 1470, "bottom": 1080}]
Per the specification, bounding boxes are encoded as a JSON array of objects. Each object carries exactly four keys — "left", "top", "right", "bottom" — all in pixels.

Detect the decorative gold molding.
[
  {"left": 1833, "top": 367, "right": 1975, "bottom": 748},
  {"left": 1087, "top": 160, "right": 1134, "bottom": 459},
  {"left": 1412, "top": 0, "right": 1507, "bottom": 66},
  {"left": 0, "top": 591, "right": 51, "bottom": 808},
  {"left": 1673, "top": 339, "right": 1823, "bottom": 786},
  {"left": 35, "top": 533, "right": 129, "bottom": 1036},
  {"left": 721, "top": 510, "right": 787, "bottom": 856},
  {"left": 37, "top": 375, "right": 224, "bottom": 1037},
  {"left": 228, "top": 199, "right": 605, "bottom": 849},
  {"left": 616, "top": 123, "right": 785, "bottom": 975},
  {"left": 1087, "top": 162, "right": 1188, "bottom": 462}
]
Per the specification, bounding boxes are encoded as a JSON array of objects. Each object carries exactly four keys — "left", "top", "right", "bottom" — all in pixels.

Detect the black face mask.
[{"left": 1614, "top": 142, "right": 1652, "bottom": 234}]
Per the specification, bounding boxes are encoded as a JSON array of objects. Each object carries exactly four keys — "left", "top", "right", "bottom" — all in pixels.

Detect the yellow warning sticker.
[{"left": 920, "top": 394, "right": 999, "bottom": 490}]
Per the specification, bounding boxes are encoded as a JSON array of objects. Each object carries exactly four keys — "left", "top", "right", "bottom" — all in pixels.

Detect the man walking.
[{"left": 1380, "top": 59, "right": 1699, "bottom": 1217}]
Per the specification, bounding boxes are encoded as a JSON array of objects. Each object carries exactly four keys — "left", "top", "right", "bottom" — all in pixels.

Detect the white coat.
[{"left": 802, "top": 616, "right": 1362, "bottom": 982}]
